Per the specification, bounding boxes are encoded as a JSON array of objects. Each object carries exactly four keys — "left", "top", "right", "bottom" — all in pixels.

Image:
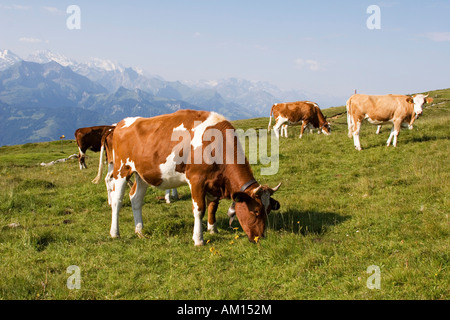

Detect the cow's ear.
[
  {"left": 426, "top": 98, "right": 433, "bottom": 104},
  {"left": 232, "top": 192, "right": 252, "bottom": 203},
  {"left": 270, "top": 198, "right": 281, "bottom": 211},
  {"left": 406, "top": 97, "right": 414, "bottom": 104}
]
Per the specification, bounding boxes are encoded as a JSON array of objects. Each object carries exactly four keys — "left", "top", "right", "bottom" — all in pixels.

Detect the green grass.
[{"left": 0, "top": 89, "right": 449, "bottom": 300}]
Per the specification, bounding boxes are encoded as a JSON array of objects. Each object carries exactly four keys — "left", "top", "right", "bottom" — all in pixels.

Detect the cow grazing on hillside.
[
  {"left": 268, "top": 101, "right": 331, "bottom": 139},
  {"left": 74, "top": 125, "right": 115, "bottom": 169},
  {"left": 92, "top": 127, "right": 178, "bottom": 204},
  {"left": 96, "top": 110, "right": 281, "bottom": 245},
  {"left": 346, "top": 93, "right": 433, "bottom": 150}
]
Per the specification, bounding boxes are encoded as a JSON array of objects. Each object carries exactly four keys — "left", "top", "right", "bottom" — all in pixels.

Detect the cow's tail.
[
  {"left": 346, "top": 97, "right": 353, "bottom": 138},
  {"left": 268, "top": 104, "right": 275, "bottom": 132},
  {"left": 92, "top": 128, "right": 113, "bottom": 184},
  {"left": 92, "top": 144, "right": 105, "bottom": 184}
]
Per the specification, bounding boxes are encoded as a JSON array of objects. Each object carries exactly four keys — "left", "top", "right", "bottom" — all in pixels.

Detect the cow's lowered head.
[{"left": 229, "top": 183, "right": 281, "bottom": 242}]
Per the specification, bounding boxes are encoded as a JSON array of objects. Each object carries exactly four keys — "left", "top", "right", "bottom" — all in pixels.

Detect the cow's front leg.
[
  {"left": 206, "top": 194, "right": 219, "bottom": 234},
  {"left": 190, "top": 185, "right": 206, "bottom": 246},
  {"left": 390, "top": 122, "right": 401, "bottom": 147},
  {"left": 281, "top": 124, "right": 288, "bottom": 138},
  {"left": 164, "top": 189, "right": 171, "bottom": 204},
  {"left": 299, "top": 121, "right": 308, "bottom": 139},
  {"left": 386, "top": 123, "right": 400, "bottom": 147}
]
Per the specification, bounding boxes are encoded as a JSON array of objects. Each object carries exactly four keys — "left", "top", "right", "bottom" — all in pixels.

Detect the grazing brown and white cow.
[
  {"left": 346, "top": 93, "right": 433, "bottom": 150},
  {"left": 268, "top": 101, "right": 331, "bottom": 139},
  {"left": 74, "top": 125, "right": 115, "bottom": 169},
  {"left": 96, "top": 110, "right": 281, "bottom": 245}
]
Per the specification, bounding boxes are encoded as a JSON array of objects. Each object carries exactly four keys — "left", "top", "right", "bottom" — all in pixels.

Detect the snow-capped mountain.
[
  {"left": 27, "top": 50, "right": 78, "bottom": 67},
  {"left": 24, "top": 50, "right": 150, "bottom": 92},
  {"left": 0, "top": 49, "right": 22, "bottom": 70}
]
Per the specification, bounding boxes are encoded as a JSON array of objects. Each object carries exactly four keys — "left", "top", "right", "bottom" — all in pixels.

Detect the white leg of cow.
[
  {"left": 376, "top": 125, "right": 382, "bottom": 135},
  {"left": 272, "top": 124, "right": 280, "bottom": 139},
  {"left": 272, "top": 119, "right": 285, "bottom": 139},
  {"left": 281, "top": 124, "right": 288, "bottom": 138},
  {"left": 192, "top": 199, "right": 205, "bottom": 246},
  {"left": 392, "top": 130, "right": 399, "bottom": 147},
  {"left": 386, "top": 127, "right": 396, "bottom": 147},
  {"left": 78, "top": 148, "right": 86, "bottom": 170},
  {"left": 129, "top": 175, "right": 147, "bottom": 238},
  {"left": 391, "top": 122, "right": 402, "bottom": 147},
  {"left": 352, "top": 121, "right": 362, "bottom": 151},
  {"left": 109, "top": 176, "right": 127, "bottom": 238},
  {"left": 164, "top": 189, "right": 171, "bottom": 204}
]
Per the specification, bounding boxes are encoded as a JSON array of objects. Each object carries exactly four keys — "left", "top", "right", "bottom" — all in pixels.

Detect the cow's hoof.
[
  {"left": 194, "top": 240, "right": 205, "bottom": 246},
  {"left": 208, "top": 224, "right": 218, "bottom": 234}
]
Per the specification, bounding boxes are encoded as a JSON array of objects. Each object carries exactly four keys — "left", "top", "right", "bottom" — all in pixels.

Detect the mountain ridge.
[{"left": 0, "top": 49, "right": 345, "bottom": 146}]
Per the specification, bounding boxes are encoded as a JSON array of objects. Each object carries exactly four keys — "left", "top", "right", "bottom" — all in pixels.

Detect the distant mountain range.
[{"left": 0, "top": 49, "right": 345, "bottom": 146}]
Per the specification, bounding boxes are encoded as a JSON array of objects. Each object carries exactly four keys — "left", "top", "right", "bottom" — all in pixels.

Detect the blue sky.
[{"left": 1, "top": 0, "right": 449, "bottom": 102}]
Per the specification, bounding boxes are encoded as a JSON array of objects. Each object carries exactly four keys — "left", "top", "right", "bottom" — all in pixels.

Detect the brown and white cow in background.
[
  {"left": 92, "top": 126, "right": 178, "bottom": 204},
  {"left": 94, "top": 110, "right": 281, "bottom": 245},
  {"left": 268, "top": 101, "right": 331, "bottom": 139},
  {"left": 74, "top": 125, "right": 115, "bottom": 169},
  {"left": 347, "top": 93, "right": 433, "bottom": 150}
]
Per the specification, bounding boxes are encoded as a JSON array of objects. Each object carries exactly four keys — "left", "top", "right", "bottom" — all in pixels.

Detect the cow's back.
[
  {"left": 112, "top": 110, "right": 228, "bottom": 186},
  {"left": 349, "top": 94, "right": 410, "bottom": 120}
]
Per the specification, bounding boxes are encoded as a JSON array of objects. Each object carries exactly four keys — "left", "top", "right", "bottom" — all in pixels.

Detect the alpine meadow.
[{"left": 0, "top": 88, "right": 448, "bottom": 300}]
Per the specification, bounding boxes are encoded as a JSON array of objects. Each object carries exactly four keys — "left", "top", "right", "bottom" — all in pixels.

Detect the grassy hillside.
[{"left": 0, "top": 89, "right": 448, "bottom": 300}]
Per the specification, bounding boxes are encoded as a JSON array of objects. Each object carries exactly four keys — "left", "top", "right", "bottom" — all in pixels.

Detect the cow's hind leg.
[
  {"left": 206, "top": 194, "right": 219, "bottom": 234},
  {"left": 281, "top": 124, "right": 288, "bottom": 138},
  {"left": 376, "top": 125, "right": 382, "bottom": 135},
  {"left": 78, "top": 148, "right": 87, "bottom": 169},
  {"left": 299, "top": 121, "right": 308, "bottom": 139},
  {"left": 387, "top": 122, "right": 401, "bottom": 147},
  {"left": 129, "top": 174, "right": 148, "bottom": 238},
  {"left": 188, "top": 180, "right": 206, "bottom": 246},
  {"left": 272, "top": 118, "right": 286, "bottom": 139}
]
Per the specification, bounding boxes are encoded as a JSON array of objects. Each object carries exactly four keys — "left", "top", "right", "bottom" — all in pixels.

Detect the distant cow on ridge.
[
  {"left": 346, "top": 93, "right": 433, "bottom": 150},
  {"left": 74, "top": 125, "right": 115, "bottom": 169},
  {"left": 268, "top": 101, "right": 331, "bottom": 139}
]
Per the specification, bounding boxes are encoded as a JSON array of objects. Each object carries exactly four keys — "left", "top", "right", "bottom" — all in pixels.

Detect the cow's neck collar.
[
  {"left": 239, "top": 179, "right": 258, "bottom": 193},
  {"left": 227, "top": 178, "right": 258, "bottom": 227}
]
